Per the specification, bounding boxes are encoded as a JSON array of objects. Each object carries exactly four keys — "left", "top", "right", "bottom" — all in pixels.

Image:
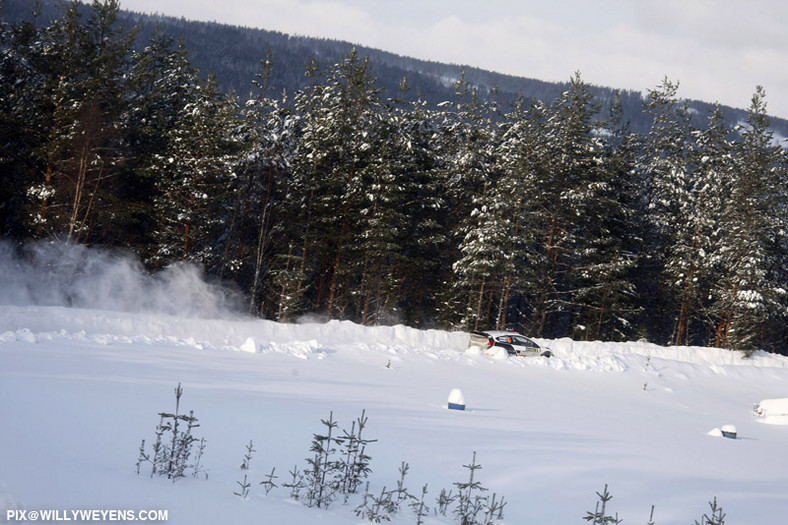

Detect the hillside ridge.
[{"left": 5, "top": 0, "right": 787, "bottom": 136}]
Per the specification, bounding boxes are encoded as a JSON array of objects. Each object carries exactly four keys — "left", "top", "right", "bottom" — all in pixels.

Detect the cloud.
[
  {"left": 402, "top": 3, "right": 788, "bottom": 116},
  {"left": 639, "top": 0, "right": 788, "bottom": 51},
  {"left": 629, "top": 0, "right": 788, "bottom": 113},
  {"left": 119, "top": 0, "right": 788, "bottom": 119}
]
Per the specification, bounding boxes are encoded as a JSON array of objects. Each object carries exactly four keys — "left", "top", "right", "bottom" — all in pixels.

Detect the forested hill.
[
  {"left": 2, "top": 0, "right": 788, "bottom": 355},
  {"left": 5, "top": 0, "right": 788, "bottom": 136}
]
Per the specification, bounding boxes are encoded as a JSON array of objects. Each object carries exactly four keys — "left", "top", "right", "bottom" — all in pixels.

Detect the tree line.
[{"left": 2, "top": 1, "right": 787, "bottom": 353}]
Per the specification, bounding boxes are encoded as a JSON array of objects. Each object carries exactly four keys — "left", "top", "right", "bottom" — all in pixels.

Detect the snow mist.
[{"left": 0, "top": 240, "right": 244, "bottom": 318}]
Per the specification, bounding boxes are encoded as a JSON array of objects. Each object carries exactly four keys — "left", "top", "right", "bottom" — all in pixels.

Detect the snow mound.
[
  {"left": 464, "top": 344, "right": 484, "bottom": 357},
  {"left": 706, "top": 425, "right": 737, "bottom": 438},
  {"left": 753, "top": 398, "right": 788, "bottom": 425},
  {"left": 10, "top": 328, "right": 36, "bottom": 343},
  {"left": 264, "top": 339, "right": 324, "bottom": 359},
  {"left": 239, "top": 337, "right": 259, "bottom": 353},
  {"left": 757, "top": 415, "right": 788, "bottom": 426}
]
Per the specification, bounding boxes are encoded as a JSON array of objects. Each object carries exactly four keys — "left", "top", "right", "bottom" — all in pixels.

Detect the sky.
[{"left": 119, "top": 0, "right": 788, "bottom": 121}]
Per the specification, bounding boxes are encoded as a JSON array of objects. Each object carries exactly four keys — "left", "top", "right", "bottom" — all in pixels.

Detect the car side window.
[{"left": 511, "top": 336, "right": 538, "bottom": 347}]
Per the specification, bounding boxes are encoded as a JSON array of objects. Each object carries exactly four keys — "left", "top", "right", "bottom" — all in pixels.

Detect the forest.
[{"left": 1, "top": 0, "right": 787, "bottom": 354}]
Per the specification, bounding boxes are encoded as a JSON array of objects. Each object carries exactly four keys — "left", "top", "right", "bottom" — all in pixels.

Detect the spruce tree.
[
  {"left": 388, "top": 84, "right": 450, "bottom": 327},
  {"left": 122, "top": 31, "right": 199, "bottom": 258},
  {"left": 490, "top": 95, "right": 544, "bottom": 332},
  {"left": 281, "top": 57, "right": 324, "bottom": 316},
  {"left": 711, "top": 87, "right": 788, "bottom": 352},
  {"left": 0, "top": 14, "right": 46, "bottom": 237},
  {"left": 344, "top": 82, "right": 410, "bottom": 325},
  {"left": 572, "top": 91, "right": 641, "bottom": 341}
]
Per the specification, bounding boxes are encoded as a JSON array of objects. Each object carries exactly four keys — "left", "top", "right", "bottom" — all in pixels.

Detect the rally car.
[{"left": 468, "top": 330, "right": 552, "bottom": 357}]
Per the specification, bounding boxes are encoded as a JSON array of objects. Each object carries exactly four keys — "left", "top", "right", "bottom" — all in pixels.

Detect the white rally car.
[{"left": 468, "top": 330, "right": 552, "bottom": 357}]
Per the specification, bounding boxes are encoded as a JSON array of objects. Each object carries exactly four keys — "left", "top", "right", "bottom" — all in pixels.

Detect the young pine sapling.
[
  {"left": 259, "top": 467, "right": 278, "bottom": 495},
  {"left": 303, "top": 411, "right": 343, "bottom": 508},
  {"left": 583, "top": 484, "right": 622, "bottom": 524},
  {"left": 240, "top": 440, "right": 255, "bottom": 470},
  {"left": 390, "top": 461, "right": 416, "bottom": 513},
  {"left": 695, "top": 497, "right": 725, "bottom": 525},
  {"left": 234, "top": 474, "right": 251, "bottom": 499},
  {"left": 136, "top": 383, "right": 204, "bottom": 481},
  {"left": 410, "top": 484, "right": 430, "bottom": 525},
  {"left": 282, "top": 464, "right": 306, "bottom": 501},
  {"left": 453, "top": 451, "right": 488, "bottom": 524}
]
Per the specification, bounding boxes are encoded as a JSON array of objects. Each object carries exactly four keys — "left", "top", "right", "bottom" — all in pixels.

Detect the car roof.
[{"left": 473, "top": 330, "right": 523, "bottom": 338}]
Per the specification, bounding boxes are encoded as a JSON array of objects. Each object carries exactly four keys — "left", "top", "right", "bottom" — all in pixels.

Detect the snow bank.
[
  {"left": 0, "top": 305, "right": 470, "bottom": 356},
  {"left": 753, "top": 398, "right": 788, "bottom": 425},
  {"left": 4, "top": 304, "right": 788, "bottom": 375}
]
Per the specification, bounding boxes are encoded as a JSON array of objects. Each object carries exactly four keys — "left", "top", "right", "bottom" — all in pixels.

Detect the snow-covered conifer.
[
  {"left": 664, "top": 105, "right": 732, "bottom": 346},
  {"left": 709, "top": 87, "right": 788, "bottom": 352},
  {"left": 633, "top": 77, "right": 693, "bottom": 343},
  {"left": 150, "top": 75, "right": 242, "bottom": 270}
]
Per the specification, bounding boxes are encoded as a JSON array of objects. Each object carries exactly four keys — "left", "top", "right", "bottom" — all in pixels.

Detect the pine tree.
[
  {"left": 711, "top": 87, "right": 788, "bottom": 352},
  {"left": 303, "top": 411, "right": 343, "bottom": 509},
  {"left": 136, "top": 383, "right": 204, "bottom": 481},
  {"left": 664, "top": 105, "right": 732, "bottom": 346},
  {"left": 337, "top": 409, "right": 375, "bottom": 496},
  {"left": 24, "top": 0, "right": 136, "bottom": 243},
  {"left": 289, "top": 49, "right": 387, "bottom": 319},
  {"left": 583, "top": 484, "right": 621, "bottom": 524},
  {"left": 441, "top": 72, "right": 502, "bottom": 330},
  {"left": 121, "top": 31, "right": 199, "bottom": 258},
  {"left": 231, "top": 50, "right": 295, "bottom": 317},
  {"left": 694, "top": 497, "right": 726, "bottom": 525},
  {"left": 151, "top": 75, "right": 242, "bottom": 270},
  {"left": 522, "top": 72, "right": 608, "bottom": 337},
  {"left": 635, "top": 77, "right": 693, "bottom": 344}
]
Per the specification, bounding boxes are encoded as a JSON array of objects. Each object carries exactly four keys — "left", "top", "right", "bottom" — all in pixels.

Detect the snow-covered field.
[{"left": 1, "top": 247, "right": 788, "bottom": 524}]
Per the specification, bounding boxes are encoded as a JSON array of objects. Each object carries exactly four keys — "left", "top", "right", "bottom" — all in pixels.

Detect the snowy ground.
[
  {"left": 1, "top": 248, "right": 788, "bottom": 524},
  {"left": 2, "top": 306, "right": 788, "bottom": 524}
]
